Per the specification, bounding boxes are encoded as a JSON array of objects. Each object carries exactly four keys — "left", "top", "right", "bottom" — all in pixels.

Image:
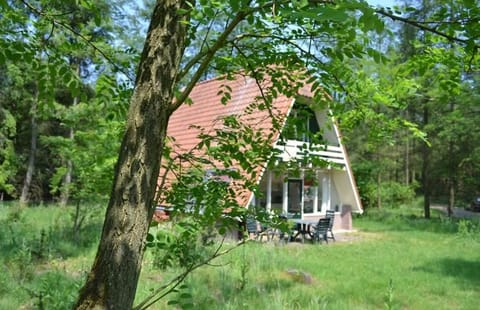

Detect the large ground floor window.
[{"left": 253, "top": 169, "right": 340, "bottom": 217}]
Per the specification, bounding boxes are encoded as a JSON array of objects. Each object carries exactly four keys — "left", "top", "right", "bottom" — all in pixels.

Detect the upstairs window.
[{"left": 281, "top": 104, "right": 322, "bottom": 144}]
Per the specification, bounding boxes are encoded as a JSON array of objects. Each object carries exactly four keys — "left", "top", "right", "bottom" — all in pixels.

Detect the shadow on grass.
[{"left": 414, "top": 258, "right": 480, "bottom": 287}]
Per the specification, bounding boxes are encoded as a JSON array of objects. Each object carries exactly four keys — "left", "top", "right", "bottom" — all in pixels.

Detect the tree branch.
[
  {"left": 376, "top": 9, "right": 480, "bottom": 49},
  {"left": 173, "top": 0, "right": 335, "bottom": 112},
  {"left": 171, "top": 9, "right": 249, "bottom": 112},
  {"left": 19, "top": 0, "right": 135, "bottom": 82},
  {"left": 133, "top": 238, "right": 246, "bottom": 310},
  {"left": 231, "top": 32, "right": 353, "bottom": 99}
]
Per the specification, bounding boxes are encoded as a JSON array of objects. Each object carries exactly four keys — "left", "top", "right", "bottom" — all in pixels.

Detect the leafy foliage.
[
  {"left": 0, "top": 0, "right": 133, "bottom": 203},
  {"left": 2, "top": 0, "right": 480, "bottom": 308}
]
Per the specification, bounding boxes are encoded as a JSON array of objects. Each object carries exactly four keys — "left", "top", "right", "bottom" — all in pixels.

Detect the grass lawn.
[
  {"left": 137, "top": 207, "right": 480, "bottom": 309},
  {"left": 1, "top": 202, "right": 480, "bottom": 309}
]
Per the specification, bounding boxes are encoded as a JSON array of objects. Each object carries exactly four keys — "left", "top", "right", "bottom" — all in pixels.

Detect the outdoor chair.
[
  {"left": 312, "top": 217, "right": 330, "bottom": 244},
  {"left": 325, "top": 210, "right": 336, "bottom": 241},
  {"left": 245, "top": 216, "right": 271, "bottom": 241}
]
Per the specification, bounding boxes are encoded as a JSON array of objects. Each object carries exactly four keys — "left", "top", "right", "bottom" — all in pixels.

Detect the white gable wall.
[
  {"left": 314, "top": 109, "right": 339, "bottom": 146},
  {"left": 249, "top": 98, "right": 362, "bottom": 221}
]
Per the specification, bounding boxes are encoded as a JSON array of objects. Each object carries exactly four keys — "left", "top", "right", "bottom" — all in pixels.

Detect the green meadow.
[{"left": 1, "top": 202, "right": 480, "bottom": 309}]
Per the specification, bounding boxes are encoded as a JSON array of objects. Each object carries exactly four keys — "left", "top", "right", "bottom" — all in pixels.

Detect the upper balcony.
[{"left": 274, "top": 140, "right": 346, "bottom": 166}]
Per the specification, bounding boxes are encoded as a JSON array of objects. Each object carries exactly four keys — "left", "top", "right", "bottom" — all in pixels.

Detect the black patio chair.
[
  {"left": 246, "top": 216, "right": 271, "bottom": 241},
  {"left": 312, "top": 217, "right": 330, "bottom": 244},
  {"left": 325, "top": 210, "right": 336, "bottom": 241}
]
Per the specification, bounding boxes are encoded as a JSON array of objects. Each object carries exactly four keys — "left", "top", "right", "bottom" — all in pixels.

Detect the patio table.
[{"left": 290, "top": 219, "right": 317, "bottom": 242}]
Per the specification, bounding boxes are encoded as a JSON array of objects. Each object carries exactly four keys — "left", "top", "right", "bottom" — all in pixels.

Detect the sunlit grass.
[
  {"left": 138, "top": 205, "right": 480, "bottom": 309},
  {"left": 1, "top": 201, "right": 480, "bottom": 309}
]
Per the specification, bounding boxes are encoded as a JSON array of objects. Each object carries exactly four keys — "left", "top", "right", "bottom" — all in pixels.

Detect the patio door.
[{"left": 287, "top": 179, "right": 302, "bottom": 216}]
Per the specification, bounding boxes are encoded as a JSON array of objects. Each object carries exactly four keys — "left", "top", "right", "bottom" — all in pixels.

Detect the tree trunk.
[
  {"left": 377, "top": 171, "right": 382, "bottom": 209},
  {"left": 60, "top": 155, "right": 73, "bottom": 206},
  {"left": 20, "top": 87, "right": 39, "bottom": 205},
  {"left": 405, "top": 110, "right": 410, "bottom": 186},
  {"left": 74, "top": 1, "right": 189, "bottom": 309},
  {"left": 60, "top": 97, "right": 77, "bottom": 207},
  {"left": 448, "top": 180, "right": 454, "bottom": 217},
  {"left": 60, "top": 63, "right": 80, "bottom": 207},
  {"left": 447, "top": 101, "right": 455, "bottom": 217},
  {"left": 422, "top": 106, "right": 431, "bottom": 219}
]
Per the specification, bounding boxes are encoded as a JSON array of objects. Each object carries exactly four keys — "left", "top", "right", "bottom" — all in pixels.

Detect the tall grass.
[
  {"left": 1, "top": 201, "right": 480, "bottom": 309},
  {"left": 137, "top": 205, "right": 480, "bottom": 309},
  {"left": 0, "top": 202, "right": 102, "bottom": 309}
]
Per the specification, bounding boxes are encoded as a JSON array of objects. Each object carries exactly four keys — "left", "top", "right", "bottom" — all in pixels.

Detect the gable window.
[{"left": 281, "top": 104, "right": 322, "bottom": 144}]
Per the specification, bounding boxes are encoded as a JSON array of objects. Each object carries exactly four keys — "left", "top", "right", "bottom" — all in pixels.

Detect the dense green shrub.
[
  {"left": 359, "top": 181, "right": 417, "bottom": 209},
  {"left": 380, "top": 181, "right": 417, "bottom": 208},
  {"left": 457, "top": 218, "right": 480, "bottom": 240}
]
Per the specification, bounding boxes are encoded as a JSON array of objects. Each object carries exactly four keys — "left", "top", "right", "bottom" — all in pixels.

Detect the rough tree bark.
[{"left": 74, "top": 1, "right": 189, "bottom": 308}]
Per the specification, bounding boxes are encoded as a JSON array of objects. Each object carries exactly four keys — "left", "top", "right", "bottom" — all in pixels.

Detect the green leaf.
[
  {"left": 292, "top": 0, "right": 309, "bottom": 9},
  {"left": 374, "top": 19, "right": 384, "bottom": 34},
  {"left": 179, "top": 293, "right": 192, "bottom": 299},
  {"left": 0, "top": 0, "right": 9, "bottom": 9},
  {"left": 464, "top": 0, "right": 476, "bottom": 8},
  {"left": 94, "top": 14, "right": 102, "bottom": 27},
  {"left": 218, "top": 226, "right": 226, "bottom": 235},
  {"left": 229, "top": 0, "right": 239, "bottom": 11},
  {"left": 204, "top": 6, "right": 215, "bottom": 18},
  {"left": 314, "top": 6, "right": 349, "bottom": 22}
]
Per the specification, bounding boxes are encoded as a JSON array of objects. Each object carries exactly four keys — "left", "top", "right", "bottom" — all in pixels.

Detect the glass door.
[{"left": 288, "top": 179, "right": 302, "bottom": 216}]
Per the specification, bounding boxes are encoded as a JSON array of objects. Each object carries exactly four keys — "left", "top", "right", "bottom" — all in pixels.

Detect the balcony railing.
[{"left": 274, "top": 140, "right": 346, "bottom": 165}]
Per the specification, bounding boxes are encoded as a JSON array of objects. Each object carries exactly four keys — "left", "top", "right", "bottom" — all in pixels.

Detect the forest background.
[{"left": 1, "top": 0, "right": 479, "bottom": 214}]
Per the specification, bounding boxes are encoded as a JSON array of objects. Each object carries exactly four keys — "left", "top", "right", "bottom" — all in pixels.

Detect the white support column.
[
  {"left": 282, "top": 176, "right": 288, "bottom": 215},
  {"left": 313, "top": 170, "right": 319, "bottom": 213},
  {"left": 300, "top": 170, "right": 304, "bottom": 219},
  {"left": 321, "top": 170, "right": 331, "bottom": 214},
  {"left": 326, "top": 169, "right": 332, "bottom": 212},
  {"left": 266, "top": 170, "right": 272, "bottom": 213}
]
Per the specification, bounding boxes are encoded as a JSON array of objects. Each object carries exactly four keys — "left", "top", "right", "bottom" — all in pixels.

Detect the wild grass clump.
[
  {"left": 456, "top": 218, "right": 480, "bottom": 240},
  {"left": 0, "top": 202, "right": 102, "bottom": 309},
  {"left": 25, "top": 271, "right": 81, "bottom": 310}
]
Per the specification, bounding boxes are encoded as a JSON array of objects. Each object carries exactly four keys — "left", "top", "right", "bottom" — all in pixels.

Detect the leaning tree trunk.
[{"left": 75, "top": 1, "right": 189, "bottom": 309}]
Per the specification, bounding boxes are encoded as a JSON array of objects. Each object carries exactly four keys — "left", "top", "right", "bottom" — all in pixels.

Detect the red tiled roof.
[
  {"left": 168, "top": 75, "right": 294, "bottom": 151},
  {"left": 160, "top": 72, "right": 310, "bottom": 207}
]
